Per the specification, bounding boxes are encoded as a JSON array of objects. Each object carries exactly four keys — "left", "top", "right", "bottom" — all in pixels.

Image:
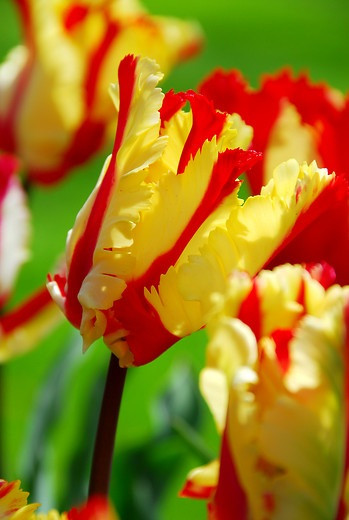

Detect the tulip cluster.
[{"left": 45, "top": 52, "right": 349, "bottom": 517}]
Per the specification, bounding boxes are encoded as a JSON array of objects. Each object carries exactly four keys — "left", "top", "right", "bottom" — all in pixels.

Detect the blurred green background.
[{"left": 1, "top": 0, "right": 349, "bottom": 518}]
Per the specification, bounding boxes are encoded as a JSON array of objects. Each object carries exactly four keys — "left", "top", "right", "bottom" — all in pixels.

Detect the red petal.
[
  {"left": 177, "top": 91, "right": 227, "bottom": 174},
  {"left": 198, "top": 69, "right": 249, "bottom": 116},
  {"left": 272, "top": 329, "right": 293, "bottom": 373},
  {"left": 108, "top": 283, "right": 177, "bottom": 366},
  {"left": 209, "top": 430, "right": 247, "bottom": 520},
  {"left": 199, "top": 68, "right": 344, "bottom": 194},
  {"left": 63, "top": 4, "right": 89, "bottom": 31},
  {"left": 266, "top": 175, "right": 349, "bottom": 285},
  {"left": 85, "top": 20, "right": 120, "bottom": 109},
  {"left": 237, "top": 279, "right": 261, "bottom": 340},
  {"left": 160, "top": 90, "right": 188, "bottom": 127},
  {"left": 65, "top": 55, "right": 138, "bottom": 327},
  {"left": 180, "top": 481, "right": 216, "bottom": 500}
]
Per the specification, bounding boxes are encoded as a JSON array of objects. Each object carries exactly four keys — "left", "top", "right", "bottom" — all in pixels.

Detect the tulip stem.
[{"left": 88, "top": 353, "right": 127, "bottom": 497}]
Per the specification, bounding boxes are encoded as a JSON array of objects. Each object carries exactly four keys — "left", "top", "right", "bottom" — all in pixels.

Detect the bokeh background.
[{"left": 1, "top": 0, "right": 349, "bottom": 518}]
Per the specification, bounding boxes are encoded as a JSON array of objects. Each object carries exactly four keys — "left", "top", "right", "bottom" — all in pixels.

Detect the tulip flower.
[
  {"left": 0, "top": 478, "right": 118, "bottom": 519},
  {"left": 199, "top": 68, "right": 348, "bottom": 194},
  {"left": 49, "top": 55, "right": 349, "bottom": 367},
  {"left": 0, "top": 0, "right": 203, "bottom": 184},
  {"left": 0, "top": 154, "right": 30, "bottom": 308},
  {"left": 47, "top": 53, "right": 258, "bottom": 366},
  {"left": 182, "top": 263, "right": 349, "bottom": 519}
]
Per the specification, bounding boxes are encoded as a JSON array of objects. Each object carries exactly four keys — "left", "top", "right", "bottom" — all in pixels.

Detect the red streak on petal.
[
  {"left": 177, "top": 91, "right": 227, "bottom": 174},
  {"left": 263, "top": 493, "right": 275, "bottom": 513},
  {"left": 85, "top": 19, "right": 120, "bottom": 109},
  {"left": 180, "top": 480, "right": 216, "bottom": 500},
  {"left": 297, "top": 277, "right": 306, "bottom": 312},
  {"left": 238, "top": 279, "right": 261, "bottom": 340},
  {"left": 107, "top": 282, "right": 178, "bottom": 366},
  {"left": 160, "top": 89, "right": 187, "bottom": 127},
  {"left": 138, "top": 149, "right": 261, "bottom": 292},
  {"left": 65, "top": 55, "right": 138, "bottom": 327},
  {"left": 111, "top": 55, "right": 138, "bottom": 159},
  {"left": 161, "top": 90, "right": 228, "bottom": 173},
  {"left": 0, "top": 480, "right": 15, "bottom": 499},
  {"left": 265, "top": 175, "right": 349, "bottom": 285},
  {"left": 0, "top": 286, "right": 52, "bottom": 334},
  {"left": 271, "top": 329, "right": 293, "bottom": 374},
  {"left": 209, "top": 430, "right": 248, "bottom": 520},
  {"left": 63, "top": 4, "right": 89, "bottom": 31}
]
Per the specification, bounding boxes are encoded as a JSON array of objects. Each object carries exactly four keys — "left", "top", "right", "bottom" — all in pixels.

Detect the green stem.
[{"left": 88, "top": 353, "right": 127, "bottom": 497}]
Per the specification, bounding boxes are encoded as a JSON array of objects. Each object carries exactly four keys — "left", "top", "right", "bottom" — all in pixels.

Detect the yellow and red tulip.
[
  {"left": 47, "top": 54, "right": 258, "bottom": 366},
  {"left": 182, "top": 263, "right": 349, "bottom": 519},
  {"left": 48, "top": 55, "right": 349, "bottom": 367},
  {"left": 0, "top": 0, "right": 202, "bottom": 184},
  {"left": 199, "top": 69, "right": 348, "bottom": 194}
]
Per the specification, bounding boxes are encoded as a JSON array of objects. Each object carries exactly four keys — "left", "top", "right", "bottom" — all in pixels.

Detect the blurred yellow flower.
[
  {"left": 0, "top": 0, "right": 202, "bottom": 184},
  {"left": 182, "top": 264, "right": 349, "bottom": 519}
]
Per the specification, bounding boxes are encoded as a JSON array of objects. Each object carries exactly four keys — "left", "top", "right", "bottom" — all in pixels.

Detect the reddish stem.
[{"left": 88, "top": 353, "right": 127, "bottom": 497}]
